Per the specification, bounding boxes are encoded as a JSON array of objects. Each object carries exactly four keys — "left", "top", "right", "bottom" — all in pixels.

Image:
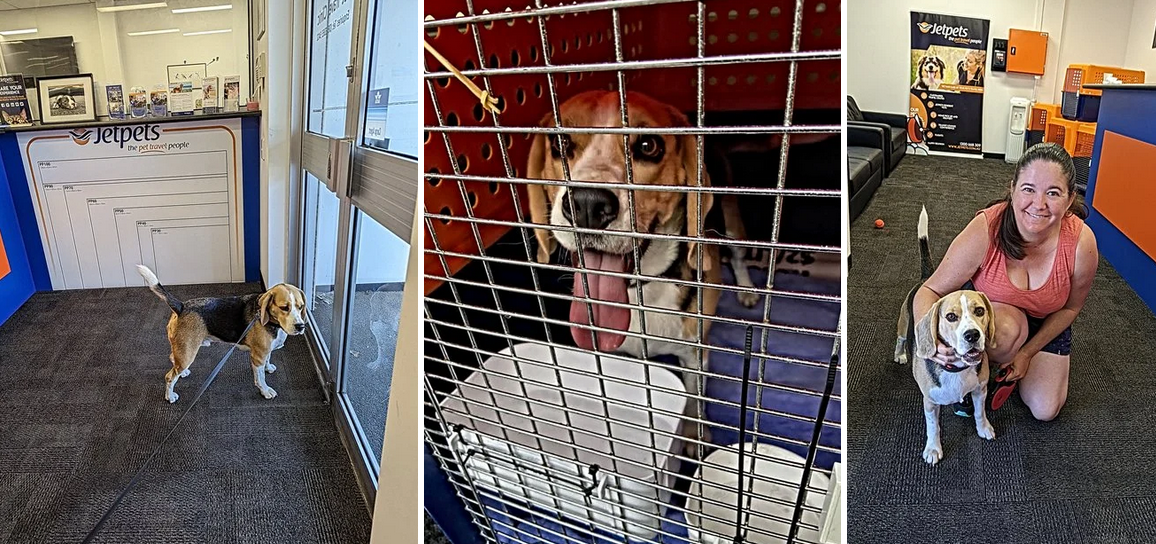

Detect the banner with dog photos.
[{"left": 909, "top": 12, "right": 989, "bottom": 157}]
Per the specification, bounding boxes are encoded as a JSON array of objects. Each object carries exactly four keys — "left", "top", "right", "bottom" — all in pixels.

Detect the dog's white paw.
[
  {"left": 165, "top": 391, "right": 179, "bottom": 403},
  {"left": 976, "top": 419, "right": 996, "bottom": 440},
  {"left": 179, "top": 368, "right": 190, "bottom": 378},
  {"left": 265, "top": 362, "right": 277, "bottom": 374},
  {"left": 737, "top": 291, "right": 760, "bottom": 308},
  {"left": 260, "top": 387, "right": 278, "bottom": 400},
  {"left": 922, "top": 443, "right": 942, "bottom": 465}
]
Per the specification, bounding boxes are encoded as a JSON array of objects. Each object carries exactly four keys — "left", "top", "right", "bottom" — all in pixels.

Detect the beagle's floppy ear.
[
  {"left": 914, "top": 298, "right": 943, "bottom": 361},
  {"left": 667, "top": 105, "right": 714, "bottom": 272},
  {"left": 257, "top": 290, "right": 274, "bottom": 325},
  {"left": 526, "top": 112, "right": 557, "bottom": 264},
  {"left": 979, "top": 292, "right": 997, "bottom": 351}
]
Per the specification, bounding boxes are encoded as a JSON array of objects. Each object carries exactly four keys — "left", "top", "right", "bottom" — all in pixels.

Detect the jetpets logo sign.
[
  {"left": 917, "top": 20, "right": 969, "bottom": 39},
  {"left": 69, "top": 129, "right": 93, "bottom": 145},
  {"left": 915, "top": 18, "right": 983, "bottom": 46},
  {"left": 68, "top": 124, "right": 190, "bottom": 153}
]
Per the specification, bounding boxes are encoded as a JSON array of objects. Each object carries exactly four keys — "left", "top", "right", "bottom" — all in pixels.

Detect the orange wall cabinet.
[{"left": 1008, "top": 29, "right": 1048, "bottom": 76}]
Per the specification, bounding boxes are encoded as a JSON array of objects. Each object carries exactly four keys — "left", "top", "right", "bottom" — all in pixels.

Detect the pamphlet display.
[
  {"left": 129, "top": 86, "right": 148, "bottom": 118},
  {"left": 223, "top": 76, "right": 240, "bottom": 112},
  {"left": 0, "top": 74, "right": 32, "bottom": 127},
  {"left": 203, "top": 76, "right": 220, "bottom": 114},
  {"left": 106, "top": 84, "right": 125, "bottom": 119},
  {"left": 168, "top": 81, "right": 195, "bottom": 116},
  {"left": 150, "top": 85, "right": 168, "bottom": 117}
]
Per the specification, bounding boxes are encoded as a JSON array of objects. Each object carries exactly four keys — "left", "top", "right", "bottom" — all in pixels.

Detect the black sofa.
[
  {"left": 848, "top": 96, "right": 907, "bottom": 174},
  {"left": 848, "top": 123, "right": 886, "bottom": 221}
]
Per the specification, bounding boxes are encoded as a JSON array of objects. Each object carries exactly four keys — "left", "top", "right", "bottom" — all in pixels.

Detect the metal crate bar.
[
  {"left": 422, "top": 212, "right": 842, "bottom": 254},
  {"left": 424, "top": 50, "right": 841, "bottom": 79}
]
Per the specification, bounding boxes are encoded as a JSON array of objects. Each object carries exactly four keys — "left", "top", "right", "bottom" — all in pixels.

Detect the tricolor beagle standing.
[
  {"left": 894, "top": 208, "right": 998, "bottom": 465},
  {"left": 137, "top": 265, "right": 307, "bottom": 403}
]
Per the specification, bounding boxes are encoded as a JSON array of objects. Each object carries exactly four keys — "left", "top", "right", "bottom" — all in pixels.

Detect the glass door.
[{"left": 299, "top": 0, "right": 417, "bottom": 507}]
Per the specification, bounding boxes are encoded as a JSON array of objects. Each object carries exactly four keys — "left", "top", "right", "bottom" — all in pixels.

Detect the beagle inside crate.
[
  {"left": 137, "top": 265, "right": 307, "bottom": 403},
  {"left": 894, "top": 208, "right": 998, "bottom": 465},
  {"left": 525, "top": 90, "right": 836, "bottom": 456}
]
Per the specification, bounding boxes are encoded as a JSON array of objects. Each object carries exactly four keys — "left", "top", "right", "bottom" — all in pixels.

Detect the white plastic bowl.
[
  {"left": 686, "top": 442, "right": 830, "bottom": 544},
  {"left": 440, "top": 342, "right": 687, "bottom": 541}
]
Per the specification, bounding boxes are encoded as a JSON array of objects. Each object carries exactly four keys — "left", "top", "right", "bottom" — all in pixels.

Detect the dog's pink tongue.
[{"left": 571, "top": 251, "right": 631, "bottom": 352}]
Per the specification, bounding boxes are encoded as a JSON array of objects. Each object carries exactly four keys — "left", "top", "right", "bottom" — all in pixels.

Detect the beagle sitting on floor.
[
  {"left": 894, "top": 208, "right": 997, "bottom": 464},
  {"left": 137, "top": 265, "right": 307, "bottom": 403}
]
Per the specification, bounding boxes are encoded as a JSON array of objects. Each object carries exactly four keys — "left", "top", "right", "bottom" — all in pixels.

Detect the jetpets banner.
[{"left": 909, "top": 12, "right": 989, "bottom": 156}]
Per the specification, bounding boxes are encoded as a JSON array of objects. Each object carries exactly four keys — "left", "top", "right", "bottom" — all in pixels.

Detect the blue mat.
[{"left": 486, "top": 267, "right": 841, "bottom": 544}]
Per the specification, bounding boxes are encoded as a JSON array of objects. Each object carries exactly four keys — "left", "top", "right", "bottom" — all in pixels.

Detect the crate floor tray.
[{"left": 441, "top": 343, "right": 688, "bottom": 540}]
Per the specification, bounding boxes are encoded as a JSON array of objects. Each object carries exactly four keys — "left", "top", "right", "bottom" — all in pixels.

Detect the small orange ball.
[{"left": 874, "top": 219, "right": 885, "bottom": 228}]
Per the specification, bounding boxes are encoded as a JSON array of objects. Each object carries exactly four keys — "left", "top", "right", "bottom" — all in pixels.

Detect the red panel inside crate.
[{"left": 424, "top": 0, "right": 841, "bottom": 294}]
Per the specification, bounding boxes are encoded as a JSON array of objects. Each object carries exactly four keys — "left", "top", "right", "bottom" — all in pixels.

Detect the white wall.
[
  {"left": 1046, "top": 0, "right": 1135, "bottom": 102},
  {"left": 0, "top": 4, "right": 108, "bottom": 114},
  {"left": 0, "top": 2, "right": 249, "bottom": 118},
  {"left": 848, "top": 0, "right": 1140, "bottom": 154},
  {"left": 117, "top": 5, "right": 250, "bottom": 105},
  {"left": 1124, "top": 0, "right": 1156, "bottom": 77}
]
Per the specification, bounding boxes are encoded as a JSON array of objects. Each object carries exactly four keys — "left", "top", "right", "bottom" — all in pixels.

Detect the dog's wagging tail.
[
  {"left": 918, "top": 206, "right": 932, "bottom": 281},
  {"left": 137, "top": 265, "right": 184, "bottom": 314}
]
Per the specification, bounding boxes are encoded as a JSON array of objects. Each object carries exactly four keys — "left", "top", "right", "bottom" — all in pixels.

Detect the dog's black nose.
[
  {"left": 562, "top": 188, "right": 618, "bottom": 229},
  {"left": 294, "top": 323, "right": 305, "bottom": 333},
  {"left": 963, "top": 329, "right": 980, "bottom": 344}
]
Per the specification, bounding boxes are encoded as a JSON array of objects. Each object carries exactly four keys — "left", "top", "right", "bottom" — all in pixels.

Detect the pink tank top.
[{"left": 970, "top": 202, "right": 1083, "bottom": 319}]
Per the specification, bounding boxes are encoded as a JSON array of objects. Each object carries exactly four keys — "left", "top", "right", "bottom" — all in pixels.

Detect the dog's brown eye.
[
  {"left": 549, "top": 134, "right": 573, "bottom": 159},
  {"left": 280, "top": 305, "right": 290, "bottom": 311},
  {"left": 973, "top": 307, "right": 985, "bottom": 317},
  {"left": 945, "top": 312, "right": 958, "bottom": 322},
  {"left": 633, "top": 134, "right": 665, "bottom": 162}
]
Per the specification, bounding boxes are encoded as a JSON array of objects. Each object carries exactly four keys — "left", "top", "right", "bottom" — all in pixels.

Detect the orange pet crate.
[
  {"left": 1074, "top": 122, "right": 1097, "bottom": 158},
  {"left": 1030, "top": 102, "right": 1061, "bottom": 132},
  {"left": 1063, "top": 64, "right": 1145, "bottom": 97},
  {"left": 1044, "top": 117, "right": 1080, "bottom": 156},
  {"left": 423, "top": 0, "right": 841, "bottom": 295},
  {"left": 1062, "top": 64, "right": 1145, "bottom": 122}
]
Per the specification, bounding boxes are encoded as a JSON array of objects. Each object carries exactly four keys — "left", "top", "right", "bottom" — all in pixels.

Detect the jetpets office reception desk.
[{"left": 0, "top": 112, "right": 261, "bottom": 325}]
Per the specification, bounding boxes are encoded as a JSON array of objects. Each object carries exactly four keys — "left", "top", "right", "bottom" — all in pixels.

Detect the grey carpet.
[
  {"left": 848, "top": 155, "right": 1156, "bottom": 543},
  {"left": 0, "top": 283, "right": 372, "bottom": 544},
  {"left": 426, "top": 513, "right": 451, "bottom": 544}
]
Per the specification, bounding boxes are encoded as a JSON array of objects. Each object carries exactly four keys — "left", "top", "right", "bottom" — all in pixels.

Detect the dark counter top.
[
  {"left": 1083, "top": 84, "right": 1156, "bottom": 90},
  {"left": 0, "top": 110, "right": 260, "bottom": 133}
]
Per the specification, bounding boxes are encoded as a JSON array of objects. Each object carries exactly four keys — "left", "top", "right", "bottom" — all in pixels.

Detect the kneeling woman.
[{"left": 914, "top": 143, "right": 1099, "bottom": 421}]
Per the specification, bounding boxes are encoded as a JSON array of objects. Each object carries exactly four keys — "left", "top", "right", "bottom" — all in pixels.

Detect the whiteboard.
[{"left": 18, "top": 118, "right": 245, "bottom": 289}]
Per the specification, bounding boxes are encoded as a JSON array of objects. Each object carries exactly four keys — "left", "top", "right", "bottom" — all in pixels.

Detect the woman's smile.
[{"left": 1011, "top": 161, "right": 1071, "bottom": 235}]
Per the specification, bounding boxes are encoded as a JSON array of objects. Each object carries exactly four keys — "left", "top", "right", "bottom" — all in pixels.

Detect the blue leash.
[{"left": 81, "top": 317, "right": 260, "bottom": 543}]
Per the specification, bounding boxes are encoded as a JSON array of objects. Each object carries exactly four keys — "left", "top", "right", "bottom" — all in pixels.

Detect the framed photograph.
[
  {"left": 166, "top": 63, "right": 207, "bottom": 87},
  {"left": 36, "top": 73, "right": 96, "bottom": 124}
]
